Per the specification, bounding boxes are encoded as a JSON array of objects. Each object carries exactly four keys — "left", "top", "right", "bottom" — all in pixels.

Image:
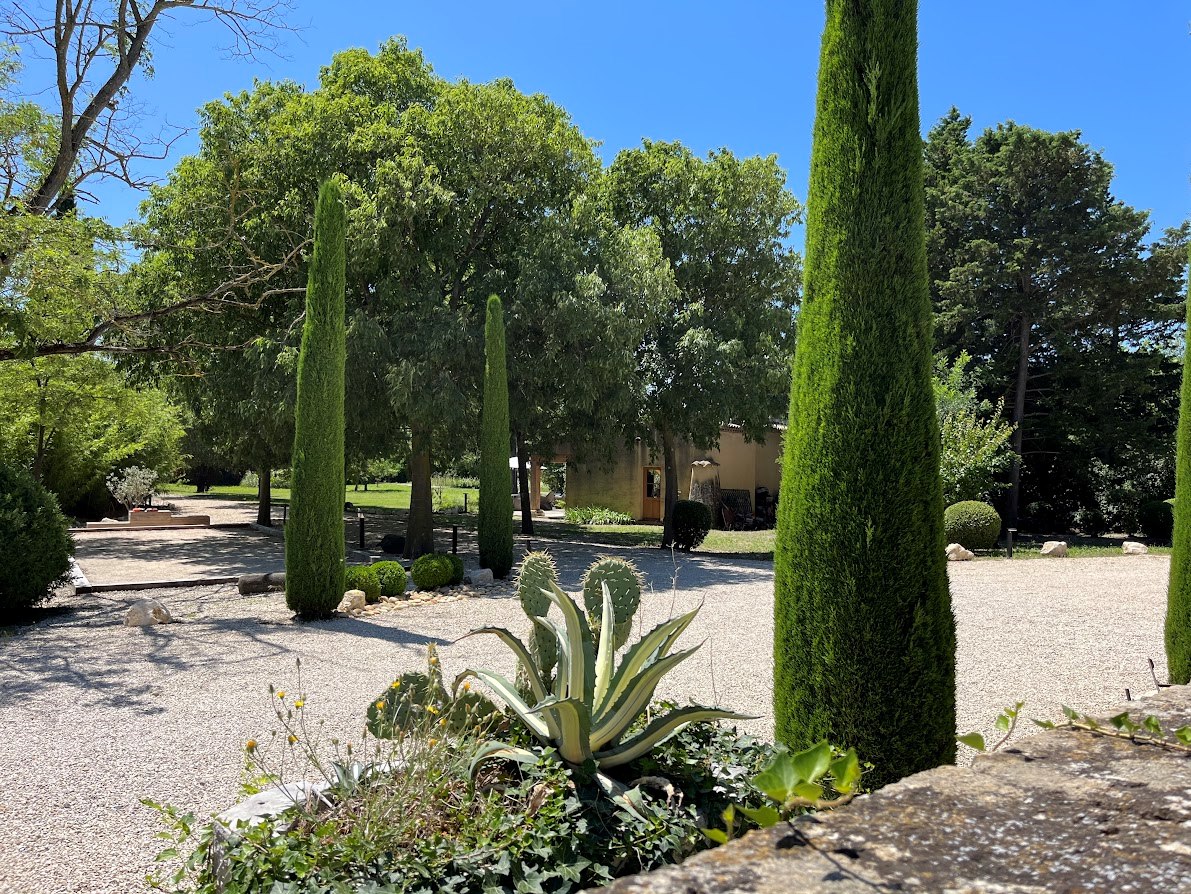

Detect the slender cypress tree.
[
  {"left": 1166, "top": 248, "right": 1191, "bottom": 684},
  {"left": 479, "top": 295, "right": 514, "bottom": 577},
  {"left": 286, "top": 180, "right": 347, "bottom": 619},
  {"left": 773, "top": 0, "right": 955, "bottom": 786}
]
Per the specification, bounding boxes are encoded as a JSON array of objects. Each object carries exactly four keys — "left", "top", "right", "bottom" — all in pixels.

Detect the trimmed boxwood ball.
[
  {"left": 0, "top": 464, "right": 73, "bottom": 621},
  {"left": 344, "top": 565, "right": 381, "bottom": 603},
  {"left": 671, "top": 499, "right": 712, "bottom": 551},
  {"left": 411, "top": 553, "right": 457, "bottom": 591},
  {"left": 944, "top": 501, "right": 1002, "bottom": 551},
  {"left": 1139, "top": 499, "right": 1175, "bottom": 543},
  {"left": 372, "top": 561, "right": 408, "bottom": 598},
  {"left": 447, "top": 554, "right": 465, "bottom": 585}
]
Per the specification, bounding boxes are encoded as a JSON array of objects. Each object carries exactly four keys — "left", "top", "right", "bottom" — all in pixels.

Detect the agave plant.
[{"left": 457, "top": 578, "right": 753, "bottom": 776}]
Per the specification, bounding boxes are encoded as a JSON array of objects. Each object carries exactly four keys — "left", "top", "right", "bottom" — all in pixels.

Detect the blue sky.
[{"left": 55, "top": 1, "right": 1191, "bottom": 243}]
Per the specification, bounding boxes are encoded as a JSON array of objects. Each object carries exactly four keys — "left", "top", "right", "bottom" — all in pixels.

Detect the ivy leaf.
[
  {"left": 1110, "top": 712, "right": 1137, "bottom": 733},
  {"left": 737, "top": 804, "right": 781, "bottom": 827},
  {"left": 702, "top": 828, "right": 729, "bottom": 844},
  {"left": 1032, "top": 719, "right": 1056, "bottom": 730},
  {"left": 1061, "top": 705, "right": 1080, "bottom": 721},
  {"left": 1143, "top": 715, "right": 1163, "bottom": 736},
  {"left": 1173, "top": 726, "right": 1191, "bottom": 745},
  {"left": 790, "top": 740, "right": 833, "bottom": 784},
  {"left": 829, "top": 748, "right": 861, "bottom": 793},
  {"left": 957, "top": 732, "right": 986, "bottom": 752},
  {"left": 793, "top": 781, "right": 824, "bottom": 802},
  {"left": 752, "top": 751, "right": 799, "bottom": 804}
]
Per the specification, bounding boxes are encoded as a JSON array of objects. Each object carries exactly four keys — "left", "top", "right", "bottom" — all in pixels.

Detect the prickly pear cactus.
[
  {"left": 581, "top": 556, "right": 642, "bottom": 650},
  {"left": 515, "top": 551, "right": 559, "bottom": 677}
]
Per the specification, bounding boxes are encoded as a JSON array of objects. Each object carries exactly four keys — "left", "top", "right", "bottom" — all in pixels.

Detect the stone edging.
[{"left": 599, "top": 686, "right": 1191, "bottom": 893}]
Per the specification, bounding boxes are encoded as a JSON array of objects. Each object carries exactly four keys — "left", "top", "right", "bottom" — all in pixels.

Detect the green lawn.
[
  {"left": 1004, "top": 543, "right": 1171, "bottom": 559},
  {"left": 159, "top": 481, "right": 480, "bottom": 512}
]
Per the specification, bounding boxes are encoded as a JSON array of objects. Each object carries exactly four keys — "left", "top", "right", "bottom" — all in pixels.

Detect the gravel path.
[{"left": 0, "top": 550, "right": 1170, "bottom": 894}]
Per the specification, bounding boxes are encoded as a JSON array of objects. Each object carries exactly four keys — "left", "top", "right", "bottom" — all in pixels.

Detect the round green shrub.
[
  {"left": 344, "top": 565, "right": 381, "bottom": 603},
  {"left": 446, "top": 553, "right": 465, "bottom": 585},
  {"left": 1139, "top": 499, "right": 1175, "bottom": 542},
  {"left": 372, "top": 561, "right": 408, "bottom": 598},
  {"left": 943, "top": 501, "right": 1002, "bottom": 551},
  {"left": 411, "top": 553, "right": 456, "bottom": 591},
  {"left": 0, "top": 464, "right": 73, "bottom": 622},
  {"left": 671, "top": 500, "right": 712, "bottom": 551}
]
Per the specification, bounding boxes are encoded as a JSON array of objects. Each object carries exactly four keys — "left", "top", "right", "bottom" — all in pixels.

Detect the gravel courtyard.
[{"left": 0, "top": 548, "right": 1171, "bottom": 894}]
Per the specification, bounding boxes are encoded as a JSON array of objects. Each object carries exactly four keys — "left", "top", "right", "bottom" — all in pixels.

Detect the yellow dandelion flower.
[
  {"left": 428, "top": 738, "right": 438, "bottom": 747},
  {"left": 276, "top": 691, "right": 286, "bottom": 700},
  {"left": 425, "top": 704, "right": 439, "bottom": 715},
  {"left": 287, "top": 734, "right": 298, "bottom": 745},
  {"left": 438, "top": 718, "right": 447, "bottom": 727},
  {"left": 294, "top": 700, "right": 304, "bottom": 709},
  {"left": 390, "top": 680, "right": 401, "bottom": 689},
  {"left": 245, "top": 739, "right": 257, "bottom": 752},
  {"left": 461, "top": 681, "right": 471, "bottom": 691},
  {"left": 375, "top": 701, "right": 385, "bottom": 711}
]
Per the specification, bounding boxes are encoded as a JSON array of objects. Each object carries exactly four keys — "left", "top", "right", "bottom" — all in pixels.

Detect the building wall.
[{"left": 566, "top": 427, "right": 785, "bottom": 521}]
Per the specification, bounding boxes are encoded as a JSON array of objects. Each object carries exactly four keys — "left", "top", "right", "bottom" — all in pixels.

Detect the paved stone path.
[{"left": 0, "top": 549, "right": 1171, "bottom": 893}]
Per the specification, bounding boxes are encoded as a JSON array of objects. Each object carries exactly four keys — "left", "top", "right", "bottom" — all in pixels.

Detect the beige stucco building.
[{"left": 565, "top": 424, "right": 784, "bottom": 523}]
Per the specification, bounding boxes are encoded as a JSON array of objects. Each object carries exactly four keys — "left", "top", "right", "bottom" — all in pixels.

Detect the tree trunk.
[
  {"left": 660, "top": 428, "right": 679, "bottom": 548},
  {"left": 405, "top": 425, "right": 435, "bottom": 559},
  {"left": 530, "top": 457, "right": 542, "bottom": 513},
  {"left": 256, "top": 465, "right": 272, "bottom": 527},
  {"left": 516, "top": 431, "right": 534, "bottom": 535},
  {"left": 1007, "top": 313, "right": 1031, "bottom": 530}
]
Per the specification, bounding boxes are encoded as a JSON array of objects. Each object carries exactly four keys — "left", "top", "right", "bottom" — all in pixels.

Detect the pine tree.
[
  {"left": 285, "top": 180, "right": 347, "bottom": 619},
  {"left": 1166, "top": 248, "right": 1191, "bottom": 684},
  {"left": 479, "top": 295, "right": 514, "bottom": 577},
  {"left": 773, "top": 0, "right": 956, "bottom": 786}
]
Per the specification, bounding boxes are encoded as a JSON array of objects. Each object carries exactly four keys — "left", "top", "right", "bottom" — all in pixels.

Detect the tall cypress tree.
[
  {"left": 285, "top": 180, "right": 347, "bottom": 619},
  {"left": 479, "top": 295, "right": 514, "bottom": 577},
  {"left": 1166, "top": 248, "right": 1191, "bottom": 684},
  {"left": 773, "top": 0, "right": 955, "bottom": 786}
]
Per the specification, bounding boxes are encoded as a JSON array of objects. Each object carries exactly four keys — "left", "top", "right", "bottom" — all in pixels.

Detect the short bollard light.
[{"left": 1006, "top": 527, "right": 1016, "bottom": 559}]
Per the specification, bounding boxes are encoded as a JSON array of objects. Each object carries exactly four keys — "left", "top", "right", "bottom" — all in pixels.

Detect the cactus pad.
[
  {"left": 515, "top": 551, "right": 560, "bottom": 677},
  {"left": 581, "top": 556, "right": 643, "bottom": 650}
]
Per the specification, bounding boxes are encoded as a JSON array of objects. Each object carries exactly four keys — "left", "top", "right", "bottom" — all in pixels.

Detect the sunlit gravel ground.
[{"left": 0, "top": 548, "right": 1169, "bottom": 893}]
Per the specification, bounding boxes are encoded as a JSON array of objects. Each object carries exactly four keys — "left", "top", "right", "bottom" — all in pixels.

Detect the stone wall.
[{"left": 601, "top": 686, "right": 1191, "bottom": 893}]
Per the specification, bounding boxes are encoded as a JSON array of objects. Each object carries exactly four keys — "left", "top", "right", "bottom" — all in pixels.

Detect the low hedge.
[
  {"left": 372, "top": 561, "right": 408, "bottom": 598},
  {"left": 0, "top": 464, "right": 73, "bottom": 622},
  {"left": 1138, "top": 498, "right": 1175, "bottom": 542},
  {"left": 670, "top": 500, "right": 712, "bottom": 551},
  {"left": 344, "top": 565, "right": 381, "bottom": 603},
  {"left": 943, "top": 501, "right": 1002, "bottom": 551}
]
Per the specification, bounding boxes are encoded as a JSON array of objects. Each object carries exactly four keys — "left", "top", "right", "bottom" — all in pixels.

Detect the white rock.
[
  {"left": 338, "top": 589, "right": 366, "bottom": 613},
  {"left": 946, "top": 543, "right": 975, "bottom": 562},
  {"left": 1040, "top": 541, "right": 1068, "bottom": 557},
  {"left": 1122, "top": 541, "right": 1148, "bottom": 555},
  {"left": 123, "top": 598, "right": 173, "bottom": 626},
  {"left": 465, "top": 568, "right": 495, "bottom": 586}
]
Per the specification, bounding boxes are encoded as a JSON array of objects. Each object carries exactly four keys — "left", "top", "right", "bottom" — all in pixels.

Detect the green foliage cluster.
[
  {"left": 0, "top": 463, "right": 73, "bottom": 621},
  {"left": 926, "top": 110, "right": 1188, "bottom": 532},
  {"left": 0, "top": 357, "right": 183, "bottom": 518},
  {"left": 371, "top": 561, "right": 408, "bottom": 598},
  {"left": 150, "top": 720, "right": 779, "bottom": 894},
  {"left": 563, "top": 505, "right": 634, "bottom": 525},
  {"left": 1139, "top": 499, "right": 1175, "bottom": 543},
  {"left": 669, "top": 500, "right": 712, "bottom": 552},
  {"left": 343, "top": 566, "right": 381, "bottom": 604},
  {"left": 934, "top": 353, "right": 1015, "bottom": 505},
  {"left": 478, "top": 296, "right": 514, "bottom": 577},
  {"left": 285, "top": 182, "right": 347, "bottom": 620},
  {"left": 410, "top": 553, "right": 463, "bottom": 591},
  {"left": 943, "top": 501, "right": 1002, "bottom": 551},
  {"left": 773, "top": 0, "right": 956, "bottom": 786}
]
